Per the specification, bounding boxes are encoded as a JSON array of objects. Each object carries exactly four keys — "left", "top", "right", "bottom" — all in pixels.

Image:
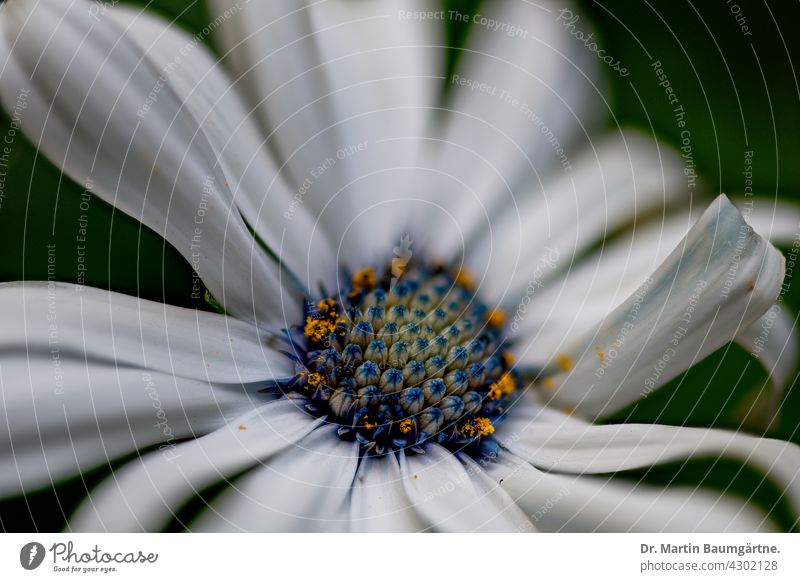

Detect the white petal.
[
  {"left": 507, "top": 422, "right": 800, "bottom": 520},
  {"left": 0, "top": 0, "right": 295, "bottom": 324},
  {"left": 735, "top": 304, "right": 798, "bottom": 396},
  {"left": 104, "top": 5, "right": 337, "bottom": 292},
  {"left": 458, "top": 453, "right": 537, "bottom": 531},
  {"left": 190, "top": 425, "right": 358, "bottom": 532},
  {"left": 0, "top": 281, "right": 293, "bottom": 383},
  {"left": 349, "top": 453, "right": 424, "bottom": 532},
  {"left": 400, "top": 444, "right": 529, "bottom": 532},
  {"left": 541, "top": 196, "right": 784, "bottom": 419},
  {"left": 468, "top": 131, "right": 687, "bottom": 304},
  {"left": 491, "top": 390, "right": 590, "bottom": 445},
  {"left": 488, "top": 452, "right": 774, "bottom": 532},
  {"left": 210, "top": 0, "right": 442, "bottom": 266},
  {"left": 68, "top": 399, "right": 321, "bottom": 532},
  {"left": 0, "top": 357, "right": 257, "bottom": 497},
  {"left": 735, "top": 196, "right": 800, "bottom": 246},
  {"left": 418, "top": 0, "right": 608, "bottom": 257},
  {"left": 510, "top": 209, "right": 697, "bottom": 365}
]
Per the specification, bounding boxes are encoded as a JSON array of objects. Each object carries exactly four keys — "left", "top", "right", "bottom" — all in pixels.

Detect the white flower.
[{"left": 0, "top": 0, "right": 799, "bottom": 532}]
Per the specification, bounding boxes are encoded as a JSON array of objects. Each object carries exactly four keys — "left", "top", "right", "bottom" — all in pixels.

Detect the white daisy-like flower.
[{"left": 1, "top": 0, "right": 799, "bottom": 532}]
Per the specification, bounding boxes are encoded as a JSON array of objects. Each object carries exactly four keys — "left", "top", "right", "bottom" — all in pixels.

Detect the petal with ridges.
[
  {"left": 0, "top": 281, "right": 293, "bottom": 383},
  {"left": 542, "top": 195, "right": 784, "bottom": 418},
  {"left": 68, "top": 399, "right": 321, "bottom": 532},
  {"left": 510, "top": 210, "right": 697, "bottom": 367},
  {"left": 418, "top": 0, "right": 607, "bottom": 257},
  {"left": 735, "top": 196, "right": 800, "bottom": 247},
  {"left": 0, "top": 357, "right": 259, "bottom": 498},
  {"left": 507, "top": 422, "right": 800, "bottom": 524},
  {"left": 210, "top": 0, "right": 442, "bottom": 267},
  {"left": 104, "top": 5, "right": 337, "bottom": 293},
  {"left": 488, "top": 451, "right": 774, "bottom": 532},
  {"left": 0, "top": 0, "right": 296, "bottom": 325},
  {"left": 190, "top": 425, "right": 358, "bottom": 532},
  {"left": 349, "top": 453, "right": 424, "bottom": 532},
  {"left": 400, "top": 443, "right": 529, "bottom": 532},
  {"left": 469, "top": 131, "right": 687, "bottom": 306},
  {"left": 735, "top": 304, "right": 798, "bottom": 400}
]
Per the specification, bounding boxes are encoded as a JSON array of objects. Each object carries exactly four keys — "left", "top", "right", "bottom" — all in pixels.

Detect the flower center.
[{"left": 284, "top": 261, "right": 518, "bottom": 456}]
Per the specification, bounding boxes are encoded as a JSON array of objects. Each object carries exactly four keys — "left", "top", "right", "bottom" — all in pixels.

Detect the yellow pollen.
[
  {"left": 453, "top": 267, "right": 475, "bottom": 289},
  {"left": 399, "top": 418, "right": 414, "bottom": 434},
  {"left": 352, "top": 267, "right": 377, "bottom": 291},
  {"left": 474, "top": 417, "right": 495, "bottom": 436},
  {"left": 306, "top": 372, "right": 324, "bottom": 389},
  {"left": 502, "top": 351, "right": 516, "bottom": 367},
  {"left": 304, "top": 316, "right": 334, "bottom": 342},
  {"left": 597, "top": 351, "right": 605, "bottom": 359},
  {"left": 489, "top": 372, "right": 516, "bottom": 400},
  {"left": 543, "top": 377, "right": 555, "bottom": 390},
  {"left": 487, "top": 307, "right": 506, "bottom": 327},
  {"left": 459, "top": 417, "right": 494, "bottom": 438},
  {"left": 238, "top": 425, "right": 247, "bottom": 431},
  {"left": 558, "top": 353, "right": 573, "bottom": 371},
  {"left": 317, "top": 297, "right": 337, "bottom": 314},
  {"left": 459, "top": 420, "right": 477, "bottom": 438},
  {"left": 364, "top": 420, "right": 377, "bottom": 431}
]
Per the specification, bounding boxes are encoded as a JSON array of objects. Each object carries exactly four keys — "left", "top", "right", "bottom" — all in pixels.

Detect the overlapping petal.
[
  {"left": 69, "top": 399, "right": 322, "bottom": 532},
  {"left": 0, "top": 356, "right": 258, "bottom": 497},
  {"left": 0, "top": 0, "right": 296, "bottom": 325},
  {"left": 540, "top": 196, "right": 784, "bottom": 418},
  {"left": 0, "top": 281, "right": 293, "bottom": 383}
]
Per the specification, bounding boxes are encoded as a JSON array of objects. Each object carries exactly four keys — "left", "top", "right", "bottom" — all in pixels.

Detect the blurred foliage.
[{"left": 0, "top": 0, "right": 798, "bottom": 531}]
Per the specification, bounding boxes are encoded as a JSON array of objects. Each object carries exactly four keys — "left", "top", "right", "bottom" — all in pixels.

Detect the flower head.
[{"left": 0, "top": 0, "right": 798, "bottom": 533}]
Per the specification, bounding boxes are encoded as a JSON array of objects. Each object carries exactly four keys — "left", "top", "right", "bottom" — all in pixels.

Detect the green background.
[{"left": 0, "top": 0, "right": 798, "bottom": 531}]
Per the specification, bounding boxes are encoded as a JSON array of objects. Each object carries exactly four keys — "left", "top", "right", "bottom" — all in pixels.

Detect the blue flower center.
[{"left": 284, "top": 262, "right": 518, "bottom": 455}]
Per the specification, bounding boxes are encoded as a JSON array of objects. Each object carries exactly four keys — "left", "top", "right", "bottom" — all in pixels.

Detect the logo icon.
[{"left": 20, "top": 542, "right": 46, "bottom": 570}]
